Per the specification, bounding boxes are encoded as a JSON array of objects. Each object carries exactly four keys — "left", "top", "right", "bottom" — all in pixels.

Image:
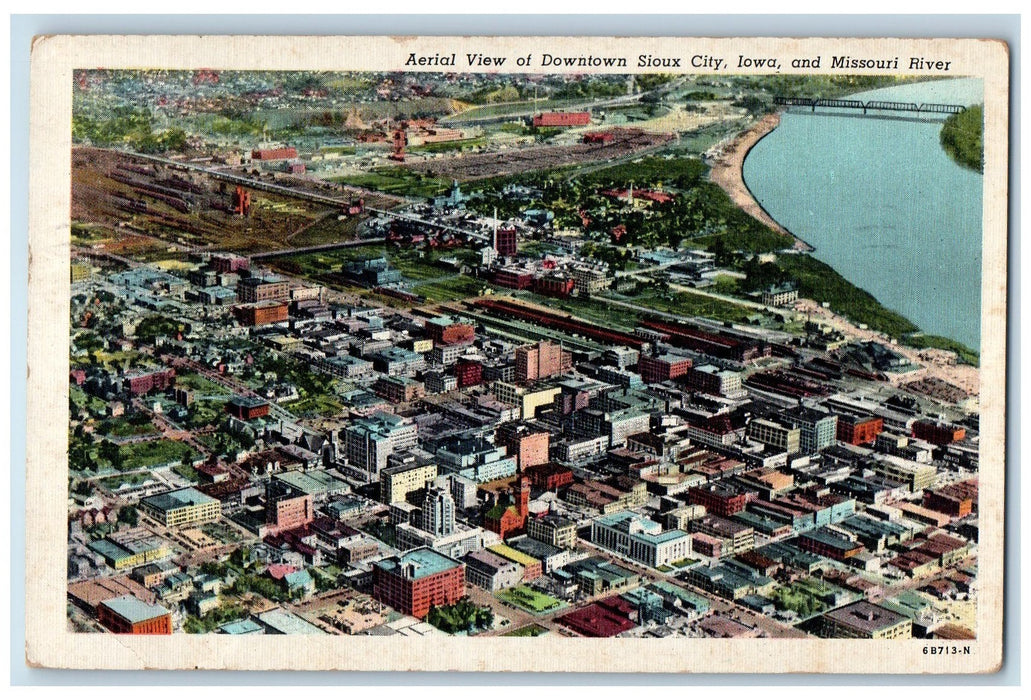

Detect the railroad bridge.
[{"left": 774, "top": 96, "right": 965, "bottom": 115}]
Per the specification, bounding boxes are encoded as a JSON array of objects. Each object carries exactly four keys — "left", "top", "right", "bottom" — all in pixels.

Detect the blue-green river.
[{"left": 742, "top": 78, "right": 983, "bottom": 350}]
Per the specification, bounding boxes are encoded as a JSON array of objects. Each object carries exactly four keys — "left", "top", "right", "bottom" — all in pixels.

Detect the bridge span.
[{"left": 774, "top": 96, "right": 965, "bottom": 116}]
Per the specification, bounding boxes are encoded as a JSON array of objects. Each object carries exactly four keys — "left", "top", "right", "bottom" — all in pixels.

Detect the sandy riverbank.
[
  {"left": 794, "top": 298, "right": 980, "bottom": 399},
  {"left": 708, "top": 112, "right": 813, "bottom": 252}
]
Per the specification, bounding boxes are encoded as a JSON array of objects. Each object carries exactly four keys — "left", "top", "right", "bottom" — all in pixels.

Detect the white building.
[{"left": 589, "top": 511, "right": 692, "bottom": 568}]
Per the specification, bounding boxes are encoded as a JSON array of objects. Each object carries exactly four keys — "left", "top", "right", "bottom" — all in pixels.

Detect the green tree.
[
  {"left": 940, "top": 105, "right": 983, "bottom": 172},
  {"left": 118, "top": 505, "right": 138, "bottom": 527},
  {"left": 97, "top": 439, "right": 122, "bottom": 469}
]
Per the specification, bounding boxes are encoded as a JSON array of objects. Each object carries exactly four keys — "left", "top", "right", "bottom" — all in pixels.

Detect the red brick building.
[
  {"left": 97, "top": 595, "right": 172, "bottom": 634},
  {"left": 455, "top": 359, "right": 482, "bottom": 388},
  {"left": 556, "top": 596, "right": 636, "bottom": 637},
  {"left": 226, "top": 396, "right": 270, "bottom": 421},
  {"left": 265, "top": 481, "right": 314, "bottom": 536},
  {"left": 124, "top": 368, "right": 176, "bottom": 396},
  {"left": 687, "top": 483, "right": 756, "bottom": 517},
  {"left": 515, "top": 340, "right": 571, "bottom": 383},
  {"left": 912, "top": 420, "right": 967, "bottom": 446},
  {"left": 494, "top": 226, "right": 518, "bottom": 257},
  {"left": 211, "top": 254, "right": 249, "bottom": 273},
  {"left": 836, "top": 414, "right": 884, "bottom": 445},
  {"left": 522, "top": 462, "right": 574, "bottom": 491},
  {"left": 234, "top": 301, "right": 289, "bottom": 326},
  {"left": 533, "top": 275, "right": 575, "bottom": 298},
  {"left": 638, "top": 353, "right": 693, "bottom": 384},
  {"left": 373, "top": 376, "right": 426, "bottom": 403},
  {"left": 251, "top": 146, "right": 298, "bottom": 160},
  {"left": 484, "top": 478, "right": 531, "bottom": 540},
  {"left": 372, "top": 548, "right": 465, "bottom": 619},
  {"left": 496, "top": 423, "right": 550, "bottom": 470},
  {"left": 923, "top": 479, "right": 977, "bottom": 518},
  {"left": 691, "top": 533, "right": 723, "bottom": 558},
  {"left": 493, "top": 268, "right": 534, "bottom": 290}
]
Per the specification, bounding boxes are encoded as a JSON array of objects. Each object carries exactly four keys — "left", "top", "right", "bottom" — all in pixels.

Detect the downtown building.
[
  {"left": 344, "top": 411, "right": 419, "bottom": 482},
  {"left": 515, "top": 341, "right": 572, "bottom": 383},
  {"left": 589, "top": 511, "right": 692, "bottom": 569},
  {"left": 372, "top": 548, "right": 465, "bottom": 619}
]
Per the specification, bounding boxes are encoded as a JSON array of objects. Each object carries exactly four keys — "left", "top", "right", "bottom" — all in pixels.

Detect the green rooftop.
[{"left": 375, "top": 547, "right": 463, "bottom": 580}]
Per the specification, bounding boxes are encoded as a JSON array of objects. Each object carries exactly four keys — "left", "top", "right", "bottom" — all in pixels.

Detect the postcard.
[{"left": 25, "top": 34, "right": 1008, "bottom": 673}]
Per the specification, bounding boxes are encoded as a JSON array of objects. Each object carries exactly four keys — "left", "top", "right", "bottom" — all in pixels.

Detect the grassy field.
[
  {"left": 286, "top": 212, "right": 363, "bottom": 248},
  {"left": 769, "top": 578, "right": 842, "bottom": 620},
  {"left": 331, "top": 167, "right": 451, "bottom": 198},
  {"left": 174, "top": 372, "right": 233, "bottom": 396},
  {"left": 119, "top": 439, "right": 199, "bottom": 470},
  {"left": 412, "top": 276, "right": 487, "bottom": 303},
  {"left": 497, "top": 586, "right": 567, "bottom": 615},
  {"left": 70, "top": 385, "right": 116, "bottom": 418},
  {"left": 97, "top": 417, "right": 159, "bottom": 439},
  {"left": 172, "top": 462, "right": 200, "bottom": 483},
  {"left": 624, "top": 288, "right": 757, "bottom": 324},
  {"left": 389, "top": 251, "right": 455, "bottom": 281},
  {"left": 283, "top": 394, "right": 347, "bottom": 418},
  {"left": 98, "top": 471, "right": 162, "bottom": 491}
]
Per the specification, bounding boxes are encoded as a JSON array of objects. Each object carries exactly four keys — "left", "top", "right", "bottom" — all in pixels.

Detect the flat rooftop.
[
  {"left": 100, "top": 595, "right": 170, "bottom": 623},
  {"left": 823, "top": 601, "right": 907, "bottom": 634},
  {"left": 141, "top": 487, "right": 218, "bottom": 513},
  {"left": 376, "top": 547, "right": 463, "bottom": 580}
]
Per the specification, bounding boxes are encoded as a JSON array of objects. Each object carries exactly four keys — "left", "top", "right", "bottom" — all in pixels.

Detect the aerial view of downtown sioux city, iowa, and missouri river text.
[{"left": 66, "top": 68, "right": 984, "bottom": 642}]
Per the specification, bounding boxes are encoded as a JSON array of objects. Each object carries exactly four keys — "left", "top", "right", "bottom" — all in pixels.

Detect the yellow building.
[
  {"left": 140, "top": 488, "right": 221, "bottom": 528},
  {"left": 493, "top": 382, "right": 561, "bottom": 420},
  {"left": 379, "top": 460, "right": 438, "bottom": 505}
]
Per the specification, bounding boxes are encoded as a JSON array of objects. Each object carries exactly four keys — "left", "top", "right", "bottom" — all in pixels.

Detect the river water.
[{"left": 742, "top": 78, "right": 984, "bottom": 350}]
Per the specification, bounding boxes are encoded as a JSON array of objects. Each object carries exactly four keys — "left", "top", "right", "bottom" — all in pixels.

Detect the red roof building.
[
  {"left": 912, "top": 420, "right": 967, "bottom": 446},
  {"left": 234, "top": 301, "right": 289, "bottom": 327},
  {"left": 493, "top": 268, "right": 534, "bottom": 290},
  {"left": 515, "top": 340, "right": 571, "bottom": 383},
  {"left": 532, "top": 275, "right": 575, "bottom": 298},
  {"left": 837, "top": 414, "right": 884, "bottom": 446},
  {"left": 426, "top": 317, "right": 475, "bottom": 346},
  {"left": 494, "top": 226, "right": 518, "bottom": 257},
  {"left": 496, "top": 423, "right": 550, "bottom": 470},
  {"left": 923, "top": 480, "right": 977, "bottom": 518},
  {"left": 533, "top": 111, "right": 591, "bottom": 128},
  {"left": 251, "top": 147, "right": 298, "bottom": 160},
  {"left": 556, "top": 596, "right": 637, "bottom": 637}
]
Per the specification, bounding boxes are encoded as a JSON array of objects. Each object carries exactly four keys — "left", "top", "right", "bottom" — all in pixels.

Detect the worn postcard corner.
[{"left": 26, "top": 34, "right": 1007, "bottom": 674}]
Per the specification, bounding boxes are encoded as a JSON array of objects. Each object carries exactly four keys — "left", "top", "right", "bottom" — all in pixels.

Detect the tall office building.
[{"left": 421, "top": 485, "right": 456, "bottom": 537}]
